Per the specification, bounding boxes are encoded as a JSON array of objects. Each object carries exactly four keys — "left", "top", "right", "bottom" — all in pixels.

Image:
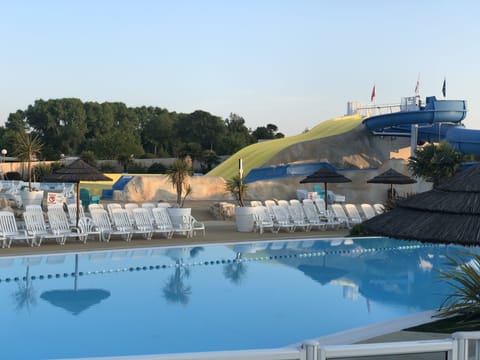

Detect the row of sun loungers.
[
  {"left": 249, "top": 199, "right": 384, "bottom": 233},
  {"left": 0, "top": 202, "right": 205, "bottom": 248}
]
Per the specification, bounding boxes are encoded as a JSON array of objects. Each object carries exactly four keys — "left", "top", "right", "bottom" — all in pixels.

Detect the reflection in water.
[
  {"left": 12, "top": 266, "right": 36, "bottom": 312},
  {"left": 40, "top": 254, "right": 111, "bottom": 315},
  {"left": 162, "top": 247, "right": 204, "bottom": 305},
  {"left": 41, "top": 289, "right": 110, "bottom": 315},
  {"left": 223, "top": 258, "right": 247, "bottom": 285},
  {"left": 163, "top": 264, "right": 191, "bottom": 305}
]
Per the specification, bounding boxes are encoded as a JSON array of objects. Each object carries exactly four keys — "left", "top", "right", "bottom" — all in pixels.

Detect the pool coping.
[{"left": 294, "top": 310, "right": 446, "bottom": 346}]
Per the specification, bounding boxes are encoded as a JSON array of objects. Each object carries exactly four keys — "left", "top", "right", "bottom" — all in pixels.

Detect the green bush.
[
  {"left": 348, "top": 224, "right": 368, "bottom": 237},
  {"left": 99, "top": 162, "right": 117, "bottom": 173},
  {"left": 148, "top": 162, "right": 167, "bottom": 174},
  {"left": 4, "top": 171, "right": 21, "bottom": 180},
  {"left": 127, "top": 162, "right": 148, "bottom": 173},
  {"left": 32, "top": 163, "right": 53, "bottom": 182}
]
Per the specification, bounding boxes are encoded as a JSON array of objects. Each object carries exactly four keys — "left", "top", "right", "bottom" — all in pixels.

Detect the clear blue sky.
[{"left": 2, "top": 0, "right": 479, "bottom": 136}]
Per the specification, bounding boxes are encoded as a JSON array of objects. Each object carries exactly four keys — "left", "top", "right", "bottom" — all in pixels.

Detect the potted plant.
[
  {"left": 226, "top": 174, "right": 256, "bottom": 232},
  {"left": 14, "top": 132, "right": 44, "bottom": 208},
  {"left": 166, "top": 157, "right": 193, "bottom": 225}
]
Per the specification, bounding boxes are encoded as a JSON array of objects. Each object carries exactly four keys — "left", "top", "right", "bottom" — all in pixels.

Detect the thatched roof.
[
  {"left": 367, "top": 168, "right": 416, "bottom": 185},
  {"left": 44, "top": 159, "right": 112, "bottom": 183},
  {"left": 363, "top": 164, "right": 480, "bottom": 245},
  {"left": 299, "top": 167, "right": 351, "bottom": 184}
]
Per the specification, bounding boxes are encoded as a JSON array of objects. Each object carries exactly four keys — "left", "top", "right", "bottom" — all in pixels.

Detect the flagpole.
[
  {"left": 415, "top": 73, "right": 420, "bottom": 96},
  {"left": 370, "top": 83, "right": 376, "bottom": 104}
]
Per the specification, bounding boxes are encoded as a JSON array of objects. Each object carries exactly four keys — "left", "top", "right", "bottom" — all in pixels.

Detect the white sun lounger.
[
  {"left": 0, "top": 211, "right": 36, "bottom": 247},
  {"left": 47, "top": 205, "right": 88, "bottom": 244},
  {"left": 24, "top": 210, "right": 66, "bottom": 246},
  {"left": 90, "top": 208, "right": 132, "bottom": 242},
  {"left": 361, "top": 203, "right": 376, "bottom": 219},
  {"left": 271, "top": 205, "right": 295, "bottom": 232},
  {"left": 344, "top": 204, "right": 363, "bottom": 225},
  {"left": 330, "top": 204, "right": 351, "bottom": 229},
  {"left": 252, "top": 206, "right": 277, "bottom": 234}
]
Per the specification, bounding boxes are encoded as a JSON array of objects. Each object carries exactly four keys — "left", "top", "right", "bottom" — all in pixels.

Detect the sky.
[{"left": 2, "top": 0, "right": 480, "bottom": 136}]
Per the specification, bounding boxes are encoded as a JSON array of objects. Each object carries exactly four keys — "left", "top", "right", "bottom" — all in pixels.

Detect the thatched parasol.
[
  {"left": 367, "top": 168, "right": 417, "bottom": 199},
  {"left": 363, "top": 164, "right": 480, "bottom": 245},
  {"left": 300, "top": 167, "right": 351, "bottom": 211},
  {"left": 43, "top": 159, "right": 112, "bottom": 227}
]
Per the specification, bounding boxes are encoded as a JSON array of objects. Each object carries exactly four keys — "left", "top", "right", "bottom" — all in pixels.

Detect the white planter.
[
  {"left": 166, "top": 207, "right": 192, "bottom": 227},
  {"left": 20, "top": 190, "right": 44, "bottom": 209},
  {"left": 234, "top": 206, "right": 257, "bottom": 232}
]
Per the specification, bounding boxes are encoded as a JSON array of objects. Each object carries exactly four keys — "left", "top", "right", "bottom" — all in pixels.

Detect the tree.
[
  {"left": 14, "top": 132, "right": 43, "bottom": 190},
  {"left": 175, "top": 111, "right": 226, "bottom": 152},
  {"left": 167, "top": 158, "right": 193, "bottom": 206},
  {"left": 217, "top": 113, "right": 254, "bottom": 154},
  {"left": 408, "top": 142, "right": 463, "bottom": 187},
  {"left": 79, "top": 150, "right": 97, "bottom": 167},
  {"left": 25, "top": 98, "right": 88, "bottom": 159},
  {"left": 136, "top": 107, "right": 174, "bottom": 155},
  {"left": 225, "top": 174, "right": 248, "bottom": 207},
  {"left": 437, "top": 252, "right": 480, "bottom": 319},
  {"left": 251, "top": 123, "right": 285, "bottom": 141},
  {"left": 117, "top": 154, "right": 134, "bottom": 173},
  {"left": 199, "top": 149, "right": 220, "bottom": 173}
]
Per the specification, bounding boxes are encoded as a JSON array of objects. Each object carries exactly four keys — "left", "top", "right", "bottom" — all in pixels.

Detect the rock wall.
[
  {"left": 267, "top": 125, "right": 409, "bottom": 169},
  {"left": 115, "top": 175, "right": 234, "bottom": 203}
]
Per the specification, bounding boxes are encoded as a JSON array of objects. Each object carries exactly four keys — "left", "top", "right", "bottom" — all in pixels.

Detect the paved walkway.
[{"left": 0, "top": 219, "right": 350, "bottom": 256}]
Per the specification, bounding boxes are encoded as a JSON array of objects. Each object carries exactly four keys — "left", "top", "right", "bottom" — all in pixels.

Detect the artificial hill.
[
  {"left": 207, "top": 113, "right": 413, "bottom": 183},
  {"left": 207, "top": 114, "right": 365, "bottom": 180}
]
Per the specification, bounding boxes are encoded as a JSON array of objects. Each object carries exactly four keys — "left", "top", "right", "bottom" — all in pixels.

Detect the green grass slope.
[{"left": 207, "top": 114, "right": 363, "bottom": 180}]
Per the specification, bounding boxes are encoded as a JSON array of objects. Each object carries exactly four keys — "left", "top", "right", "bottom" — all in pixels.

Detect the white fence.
[{"left": 64, "top": 331, "right": 480, "bottom": 360}]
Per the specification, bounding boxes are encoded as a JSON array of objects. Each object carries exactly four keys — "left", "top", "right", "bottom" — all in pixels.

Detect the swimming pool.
[{"left": 0, "top": 237, "right": 475, "bottom": 359}]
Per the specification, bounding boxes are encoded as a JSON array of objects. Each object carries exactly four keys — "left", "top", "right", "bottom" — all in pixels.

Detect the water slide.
[{"left": 362, "top": 96, "right": 480, "bottom": 154}]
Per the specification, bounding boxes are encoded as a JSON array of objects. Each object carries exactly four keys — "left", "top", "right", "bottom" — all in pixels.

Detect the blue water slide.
[
  {"left": 445, "top": 126, "right": 480, "bottom": 154},
  {"left": 362, "top": 96, "right": 480, "bottom": 154},
  {"left": 363, "top": 96, "right": 467, "bottom": 131}
]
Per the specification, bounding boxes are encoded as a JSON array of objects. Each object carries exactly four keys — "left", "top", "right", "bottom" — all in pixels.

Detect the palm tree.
[
  {"left": 437, "top": 252, "right": 480, "bottom": 320},
  {"left": 14, "top": 132, "right": 43, "bottom": 191},
  {"left": 225, "top": 174, "right": 248, "bottom": 207},
  {"left": 167, "top": 158, "right": 193, "bottom": 206},
  {"left": 408, "top": 142, "right": 463, "bottom": 187}
]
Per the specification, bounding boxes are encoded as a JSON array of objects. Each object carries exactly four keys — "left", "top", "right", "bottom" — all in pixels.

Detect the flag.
[
  {"left": 370, "top": 85, "right": 376, "bottom": 102},
  {"left": 442, "top": 78, "right": 446, "bottom": 98}
]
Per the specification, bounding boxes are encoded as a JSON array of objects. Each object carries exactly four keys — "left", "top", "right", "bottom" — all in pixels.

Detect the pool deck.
[{"left": 0, "top": 200, "right": 452, "bottom": 347}]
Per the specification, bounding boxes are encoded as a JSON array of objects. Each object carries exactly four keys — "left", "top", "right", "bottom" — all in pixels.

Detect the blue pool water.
[{"left": 0, "top": 237, "right": 476, "bottom": 359}]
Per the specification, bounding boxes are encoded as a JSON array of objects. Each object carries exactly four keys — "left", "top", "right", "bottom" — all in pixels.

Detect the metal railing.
[{"left": 64, "top": 332, "right": 480, "bottom": 360}]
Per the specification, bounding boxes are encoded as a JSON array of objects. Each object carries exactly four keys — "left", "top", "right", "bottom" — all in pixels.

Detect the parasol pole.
[
  {"left": 324, "top": 182, "right": 328, "bottom": 211},
  {"left": 76, "top": 181, "right": 80, "bottom": 228},
  {"left": 238, "top": 158, "right": 243, "bottom": 180}
]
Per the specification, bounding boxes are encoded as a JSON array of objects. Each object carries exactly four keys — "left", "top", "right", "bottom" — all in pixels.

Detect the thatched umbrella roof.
[
  {"left": 363, "top": 164, "right": 480, "bottom": 245},
  {"left": 367, "top": 168, "right": 416, "bottom": 198},
  {"left": 44, "top": 159, "right": 112, "bottom": 227},
  {"left": 300, "top": 167, "right": 351, "bottom": 210},
  {"left": 43, "top": 159, "right": 112, "bottom": 183}
]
